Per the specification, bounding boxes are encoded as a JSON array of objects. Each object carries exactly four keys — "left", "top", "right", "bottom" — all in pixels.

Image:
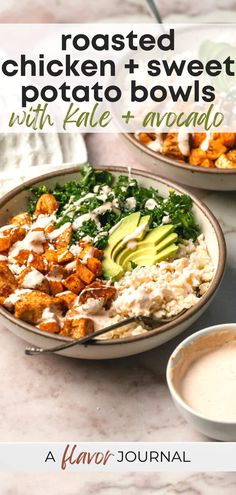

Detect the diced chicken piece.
[
  {"left": 161, "top": 133, "right": 186, "bottom": 161},
  {"left": 86, "top": 257, "right": 102, "bottom": 277},
  {"left": 0, "top": 261, "right": 18, "bottom": 297},
  {"left": 18, "top": 267, "right": 49, "bottom": 293},
  {"left": 63, "top": 274, "right": 85, "bottom": 294},
  {"left": 14, "top": 291, "right": 63, "bottom": 325},
  {"left": 8, "top": 212, "right": 32, "bottom": 227},
  {"left": 76, "top": 259, "right": 96, "bottom": 284},
  {"left": 215, "top": 150, "right": 236, "bottom": 169},
  {"left": 79, "top": 282, "right": 117, "bottom": 308},
  {"left": 61, "top": 316, "right": 94, "bottom": 339},
  {"left": 34, "top": 193, "right": 59, "bottom": 216}
]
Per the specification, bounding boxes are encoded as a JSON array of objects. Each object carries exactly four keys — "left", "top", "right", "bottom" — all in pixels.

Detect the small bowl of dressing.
[{"left": 166, "top": 324, "right": 236, "bottom": 441}]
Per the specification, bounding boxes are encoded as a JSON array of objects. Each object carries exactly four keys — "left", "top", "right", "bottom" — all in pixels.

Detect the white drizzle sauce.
[
  {"left": 200, "top": 132, "right": 212, "bottom": 152},
  {"left": 21, "top": 268, "right": 45, "bottom": 289},
  {"left": 177, "top": 131, "right": 190, "bottom": 156}
]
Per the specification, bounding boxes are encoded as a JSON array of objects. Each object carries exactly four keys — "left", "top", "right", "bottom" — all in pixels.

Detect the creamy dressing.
[
  {"left": 21, "top": 268, "right": 45, "bottom": 289},
  {"left": 200, "top": 132, "right": 212, "bottom": 152},
  {"left": 179, "top": 340, "right": 236, "bottom": 421},
  {"left": 4, "top": 289, "right": 32, "bottom": 310},
  {"left": 123, "top": 224, "right": 147, "bottom": 244},
  {"left": 147, "top": 135, "right": 163, "bottom": 152},
  {"left": 177, "top": 131, "right": 190, "bottom": 156},
  {"left": 9, "top": 230, "right": 46, "bottom": 259},
  {"left": 47, "top": 222, "right": 71, "bottom": 241},
  {"left": 32, "top": 214, "right": 56, "bottom": 230}
]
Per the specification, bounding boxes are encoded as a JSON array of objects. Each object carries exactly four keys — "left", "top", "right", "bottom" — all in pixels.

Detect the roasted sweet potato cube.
[
  {"left": 0, "top": 296, "right": 6, "bottom": 306},
  {"left": 0, "top": 261, "right": 17, "bottom": 297},
  {"left": 86, "top": 257, "right": 102, "bottom": 277},
  {"left": 189, "top": 148, "right": 206, "bottom": 166},
  {"left": 34, "top": 193, "right": 59, "bottom": 216},
  {"left": 8, "top": 212, "right": 32, "bottom": 227},
  {"left": 190, "top": 133, "right": 207, "bottom": 148},
  {"left": 55, "top": 291, "right": 77, "bottom": 309},
  {"left": 63, "top": 274, "right": 85, "bottom": 294},
  {"left": 43, "top": 249, "right": 58, "bottom": 264},
  {"left": 60, "top": 316, "right": 94, "bottom": 339},
  {"left": 18, "top": 267, "right": 49, "bottom": 293},
  {"left": 38, "top": 321, "right": 60, "bottom": 333},
  {"left": 55, "top": 225, "right": 72, "bottom": 249},
  {"left": 48, "top": 280, "right": 64, "bottom": 295},
  {"left": 71, "top": 317, "right": 94, "bottom": 339},
  {"left": 220, "top": 133, "right": 235, "bottom": 148},
  {"left": 0, "top": 234, "right": 11, "bottom": 252},
  {"left": 14, "top": 291, "right": 63, "bottom": 325},
  {"left": 206, "top": 139, "right": 227, "bottom": 160},
  {"left": 76, "top": 259, "right": 96, "bottom": 284},
  {"left": 57, "top": 248, "right": 74, "bottom": 264},
  {"left": 27, "top": 252, "right": 48, "bottom": 273},
  {"left": 200, "top": 159, "right": 214, "bottom": 168},
  {"left": 79, "top": 243, "right": 103, "bottom": 260},
  {"left": 0, "top": 226, "right": 25, "bottom": 252}
]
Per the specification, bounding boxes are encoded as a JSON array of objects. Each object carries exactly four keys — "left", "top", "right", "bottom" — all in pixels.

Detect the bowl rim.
[
  {"left": 0, "top": 164, "right": 226, "bottom": 347},
  {"left": 166, "top": 323, "right": 236, "bottom": 425},
  {"left": 123, "top": 133, "right": 236, "bottom": 175}
]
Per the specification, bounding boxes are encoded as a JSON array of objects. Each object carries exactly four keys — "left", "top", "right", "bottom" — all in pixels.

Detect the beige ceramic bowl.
[
  {"left": 0, "top": 166, "right": 226, "bottom": 359},
  {"left": 123, "top": 133, "right": 236, "bottom": 191},
  {"left": 167, "top": 324, "right": 236, "bottom": 441}
]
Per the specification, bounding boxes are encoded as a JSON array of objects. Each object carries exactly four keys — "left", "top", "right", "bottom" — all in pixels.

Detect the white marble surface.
[{"left": 1, "top": 133, "right": 236, "bottom": 494}]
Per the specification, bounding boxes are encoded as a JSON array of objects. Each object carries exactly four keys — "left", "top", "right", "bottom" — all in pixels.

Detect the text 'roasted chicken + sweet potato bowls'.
[
  {"left": 0, "top": 165, "right": 225, "bottom": 359},
  {"left": 124, "top": 132, "right": 236, "bottom": 191}
]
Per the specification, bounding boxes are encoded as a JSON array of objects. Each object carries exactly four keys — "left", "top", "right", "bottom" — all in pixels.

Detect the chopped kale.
[{"left": 27, "top": 164, "right": 200, "bottom": 248}]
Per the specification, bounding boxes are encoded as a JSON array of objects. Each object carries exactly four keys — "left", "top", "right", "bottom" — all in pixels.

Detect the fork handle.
[{"left": 25, "top": 316, "right": 141, "bottom": 355}]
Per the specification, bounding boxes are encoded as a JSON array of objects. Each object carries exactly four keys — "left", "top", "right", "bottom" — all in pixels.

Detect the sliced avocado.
[
  {"left": 139, "top": 224, "right": 174, "bottom": 247},
  {"left": 102, "top": 212, "right": 140, "bottom": 279},
  {"left": 102, "top": 258, "right": 123, "bottom": 280},
  {"left": 135, "top": 215, "right": 151, "bottom": 241},
  {"left": 110, "top": 212, "right": 141, "bottom": 261},
  {"left": 120, "top": 232, "right": 178, "bottom": 269},
  {"left": 124, "top": 243, "right": 178, "bottom": 270},
  {"left": 115, "top": 214, "right": 151, "bottom": 265},
  {"left": 154, "top": 243, "right": 178, "bottom": 263}
]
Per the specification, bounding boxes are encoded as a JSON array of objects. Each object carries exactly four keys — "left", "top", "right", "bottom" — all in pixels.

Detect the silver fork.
[{"left": 25, "top": 310, "right": 187, "bottom": 355}]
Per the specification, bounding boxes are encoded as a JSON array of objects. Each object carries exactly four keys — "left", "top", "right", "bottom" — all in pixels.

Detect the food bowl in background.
[{"left": 123, "top": 133, "right": 236, "bottom": 191}]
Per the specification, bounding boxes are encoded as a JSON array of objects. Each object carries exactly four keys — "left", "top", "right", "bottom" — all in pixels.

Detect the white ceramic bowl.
[
  {"left": 123, "top": 133, "right": 236, "bottom": 191},
  {"left": 0, "top": 165, "right": 226, "bottom": 359},
  {"left": 167, "top": 324, "right": 236, "bottom": 441}
]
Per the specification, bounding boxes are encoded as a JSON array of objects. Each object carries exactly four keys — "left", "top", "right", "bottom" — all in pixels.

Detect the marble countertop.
[{"left": 1, "top": 132, "right": 236, "bottom": 494}]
